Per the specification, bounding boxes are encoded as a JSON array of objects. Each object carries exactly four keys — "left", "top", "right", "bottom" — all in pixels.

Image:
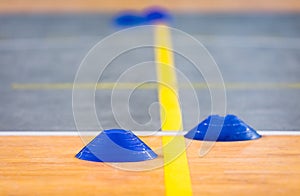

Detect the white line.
[
  {"left": 0, "top": 131, "right": 186, "bottom": 136},
  {"left": 0, "top": 131, "right": 300, "bottom": 136},
  {"left": 0, "top": 131, "right": 79, "bottom": 136},
  {"left": 257, "top": 131, "right": 300, "bottom": 136}
]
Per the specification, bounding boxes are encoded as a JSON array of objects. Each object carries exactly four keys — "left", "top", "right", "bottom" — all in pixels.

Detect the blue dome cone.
[
  {"left": 114, "top": 11, "right": 145, "bottom": 27},
  {"left": 143, "top": 7, "right": 171, "bottom": 24},
  {"left": 113, "top": 6, "right": 171, "bottom": 27},
  {"left": 184, "top": 114, "right": 261, "bottom": 142},
  {"left": 76, "top": 129, "right": 157, "bottom": 162}
]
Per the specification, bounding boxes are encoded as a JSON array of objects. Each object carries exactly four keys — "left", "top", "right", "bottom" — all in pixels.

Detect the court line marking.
[
  {"left": 1, "top": 35, "right": 300, "bottom": 43},
  {"left": 1, "top": 131, "right": 300, "bottom": 136},
  {"left": 11, "top": 82, "right": 300, "bottom": 90},
  {"left": 155, "top": 24, "right": 192, "bottom": 196},
  {"left": 1, "top": 35, "right": 300, "bottom": 50}
]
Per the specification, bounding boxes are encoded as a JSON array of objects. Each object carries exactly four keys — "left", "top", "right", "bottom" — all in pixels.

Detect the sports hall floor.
[{"left": 0, "top": 1, "right": 300, "bottom": 195}]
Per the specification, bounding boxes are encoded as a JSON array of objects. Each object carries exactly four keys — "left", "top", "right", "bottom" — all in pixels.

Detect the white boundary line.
[
  {"left": 258, "top": 131, "right": 300, "bottom": 136},
  {"left": 0, "top": 131, "right": 300, "bottom": 136}
]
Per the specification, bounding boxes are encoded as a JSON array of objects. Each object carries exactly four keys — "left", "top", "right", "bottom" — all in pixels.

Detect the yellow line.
[
  {"left": 11, "top": 82, "right": 300, "bottom": 90},
  {"left": 154, "top": 25, "right": 192, "bottom": 196},
  {"left": 11, "top": 83, "right": 158, "bottom": 90}
]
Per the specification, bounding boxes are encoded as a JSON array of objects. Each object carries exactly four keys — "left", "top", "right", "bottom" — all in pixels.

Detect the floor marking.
[
  {"left": 1, "top": 131, "right": 300, "bottom": 136},
  {"left": 1, "top": 35, "right": 300, "bottom": 50},
  {"left": 155, "top": 24, "right": 192, "bottom": 196},
  {"left": 258, "top": 131, "right": 300, "bottom": 136},
  {"left": 12, "top": 82, "right": 157, "bottom": 90},
  {"left": 11, "top": 82, "right": 300, "bottom": 90}
]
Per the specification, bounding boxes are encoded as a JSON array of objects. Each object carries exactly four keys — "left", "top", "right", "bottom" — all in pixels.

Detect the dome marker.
[
  {"left": 75, "top": 129, "right": 157, "bottom": 162},
  {"left": 114, "top": 6, "right": 171, "bottom": 27},
  {"left": 185, "top": 114, "right": 262, "bottom": 142}
]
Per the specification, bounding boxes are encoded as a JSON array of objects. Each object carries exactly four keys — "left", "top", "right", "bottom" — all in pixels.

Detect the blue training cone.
[
  {"left": 114, "top": 11, "right": 145, "bottom": 27},
  {"left": 113, "top": 6, "right": 171, "bottom": 27},
  {"left": 184, "top": 114, "right": 261, "bottom": 142},
  {"left": 76, "top": 129, "right": 157, "bottom": 162},
  {"left": 143, "top": 6, "right": 171, "bottom": 24}
]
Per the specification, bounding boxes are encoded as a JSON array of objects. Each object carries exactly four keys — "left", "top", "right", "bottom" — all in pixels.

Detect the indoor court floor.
[{"left": 0, "top": 0, "right": 300, "bottom": 195}]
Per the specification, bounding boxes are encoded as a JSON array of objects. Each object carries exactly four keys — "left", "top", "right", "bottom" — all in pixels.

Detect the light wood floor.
[
  {"left": 0, "top": 136, "right": 299, "bottom": 195},
  {"left": 1, "top": 1, "right": 299, "bottom": 195},
  {"left": 0, "top": 0, "right": 300, "bottom": 13}
]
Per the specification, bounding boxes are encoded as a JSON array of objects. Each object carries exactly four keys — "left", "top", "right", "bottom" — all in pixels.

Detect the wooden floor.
[
  {"left": 0, "top": 136, "right": 299, "bottom": 195},
  {"left": 1, "top": 1, "right": 299, "bottom": 195},
  {"left": 0, "top": 0, "right": 300, "bottom": 13}
]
